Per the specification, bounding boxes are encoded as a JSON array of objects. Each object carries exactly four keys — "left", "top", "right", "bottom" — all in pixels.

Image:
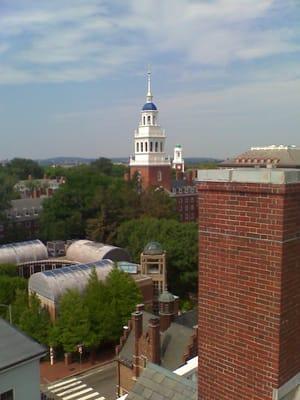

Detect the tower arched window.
[
  {"left": 150, "top": 142, "right": 153, "bottom": 152},
  {"left": 145, "top": 142, "right": 148, "bottom": 152},
  {"left": 136, "top": 142, "right": 139, "bottom": 152},
  {"left": 155, "top": 142, "right": 158, "bottom": 152},
  {"left": 157, "top": 170, "right": 162, "bottom": 182},
  {"left": 143, "top": 116, "right": 146, "bottom": 125},
  {"left": 160, "top": 142, "right": 163, "bottom": 152},
  {"left": 141, "top": 142, "right": 144, "bottom": 152},
  {"left": 147, "top": 115, "right": 151, "bottom": 124}
]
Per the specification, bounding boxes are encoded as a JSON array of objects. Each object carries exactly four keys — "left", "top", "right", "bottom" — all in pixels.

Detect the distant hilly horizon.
[{"left": 37, "top": 156, "right": 222, "bottom": 166}]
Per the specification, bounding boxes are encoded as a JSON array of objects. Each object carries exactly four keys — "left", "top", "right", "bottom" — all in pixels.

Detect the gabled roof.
[
  {"left": 0, "top": 318, "right": 46, "bottom": 372},
  {"left": 118, "top": 311, "right": 195, "bottom": 371},
  {"left": 126, "top": 362, "right": 197, "bottom": 400}
]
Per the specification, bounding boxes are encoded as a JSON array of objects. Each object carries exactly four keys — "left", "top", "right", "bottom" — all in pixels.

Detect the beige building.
[{"left": 140, "top": 242, "right": 167, "bottom": 312}]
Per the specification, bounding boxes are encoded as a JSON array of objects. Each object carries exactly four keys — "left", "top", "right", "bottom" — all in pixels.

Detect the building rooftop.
[
  {"left": 142, "top": 102, "right": 157, "bottom": 111},
  {"left": 28, "top": 260, "right": 114, "bottom": 303},
  {"left": 159, "top": 291, "right": 175, "bottom": 303},
  {"left": 119, "top": 311, "right": 195, "bottom": 371},
  {"left": 221, "top": 144, "right": 300, "bottom": 168},
  {"left": 175, "top": 309, "right": 198, "bottom": 329},
  {"left": 197, "top": 168, "right": 300, "bottom": 185},
  {"left": 66, "top": 240, "right": 130, "bottom": 264},
  {"left": 0, "top": 239, "right": 48, "bottom": 265},
  {"left": 143, "top": 241, "right": 164, "bottom": 256},
  {"left": 0, "top": 318, "right": 46, "bottom": 372},
  {"left": 126, "top": 362, "right": 197, "bottom": 400}
]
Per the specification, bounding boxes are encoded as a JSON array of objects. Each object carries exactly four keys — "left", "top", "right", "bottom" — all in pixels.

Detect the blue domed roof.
[{"left": 142, "top": 102, "right": 157, "bottom": 111}]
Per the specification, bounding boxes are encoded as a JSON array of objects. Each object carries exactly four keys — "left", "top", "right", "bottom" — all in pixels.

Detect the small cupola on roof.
[
  {"left": 143, "top": 241, "right": 164, "bottom": 255},
  {"left": 142, "top": 68, "right": 157, "bottom": 111},
  {"left": 159, "top": 290, "right": 175, "bottom": 303}
]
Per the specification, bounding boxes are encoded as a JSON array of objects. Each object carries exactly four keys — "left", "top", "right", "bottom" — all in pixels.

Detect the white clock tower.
[
  {"left": 129, "top": 70, "right": 171, "bottom": 190},
  {"left": 172, "top": 144, "right": 185, "bottom": 172}
]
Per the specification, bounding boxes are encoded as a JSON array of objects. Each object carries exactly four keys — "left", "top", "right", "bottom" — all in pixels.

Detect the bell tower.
[
  {"left": 129, "top": 69, "right": 171, "bottom": 190},
  {"left": 172, "top": 144, "right": 184, "bottom": 172}
]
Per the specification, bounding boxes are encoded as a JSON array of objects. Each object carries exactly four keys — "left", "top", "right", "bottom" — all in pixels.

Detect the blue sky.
[{"left": 0, "top": 0, "right": 299, "bottom": 159}]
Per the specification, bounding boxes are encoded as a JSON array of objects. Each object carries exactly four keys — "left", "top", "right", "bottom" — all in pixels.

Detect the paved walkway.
[{"left": 40, "top": 348, "right": 115, "bottom": 385}]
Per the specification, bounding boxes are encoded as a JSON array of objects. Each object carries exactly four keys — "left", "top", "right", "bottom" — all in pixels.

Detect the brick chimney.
[
  {"left": 132, "top": 311, "right": 143, "bottom": 378},
  {"left": 197, "top": 169, "right": 300, "bottom": 400},
  {"left": 148, "top": 317, "right": 161, "bottom": 365}
]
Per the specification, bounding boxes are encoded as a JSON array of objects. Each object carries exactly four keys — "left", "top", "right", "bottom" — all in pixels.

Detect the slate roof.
[
  {"left": 0, "top": 318, "right": 46, "bottom": 372},
  {"left": 175, "top": 309, "right": 198, "bottom": 329},
  {"left": 126, "top": 362, "right": 197, "bottom": 400},
  {"left": 118, "top": 311, "right": 194, "bottom": 371}
]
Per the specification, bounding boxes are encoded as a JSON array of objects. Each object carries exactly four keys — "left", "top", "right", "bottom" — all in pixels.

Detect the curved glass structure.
[
  {"left": 66, "top": 240, "right": 130, "bottom": 264},
  {"left": 0, "top": 240, "right": 48, "bottom": 265},
  {"left": 28, "top": 259, "right": 114, "bottom": 303}
]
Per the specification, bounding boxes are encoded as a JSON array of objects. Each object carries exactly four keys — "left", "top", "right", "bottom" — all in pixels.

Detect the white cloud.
[{"left": 0, "top": 0, "right": 299, "bottom": 84}]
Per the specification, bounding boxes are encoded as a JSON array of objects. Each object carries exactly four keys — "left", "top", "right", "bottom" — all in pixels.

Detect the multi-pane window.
[{"left": 0, "top": 389, "right": 14, "bottom": 400}]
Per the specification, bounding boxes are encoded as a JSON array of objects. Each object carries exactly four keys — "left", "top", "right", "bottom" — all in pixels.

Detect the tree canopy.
[
  {"left": 116, "top": 217, "right": 198, "bottom": 297},
  {"left": 51, "top": 267, "right": 141, "bottom": 353},
  {"left": 40, "top": 161, "right": 179, "bottom": 242},
  {"left": 5, "top": 158, "right": 44, "bottom": 180}
]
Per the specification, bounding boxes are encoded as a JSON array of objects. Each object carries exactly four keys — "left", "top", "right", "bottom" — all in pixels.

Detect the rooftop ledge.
[{"left": 196, "top": 168, "right": 300, "bottom": 185}]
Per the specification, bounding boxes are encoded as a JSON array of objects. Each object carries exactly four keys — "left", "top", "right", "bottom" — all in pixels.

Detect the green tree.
[
  {"left": 86, "top": 180, "right": 140, "bottom": 243},
  {"left": 104, "top": 268, "right": 142, "bottom": 342},
  {"left": 0, "top": 276, "right": 27, "bottom": 309},
  {"left": 116, "top": 217, "right": 198, "bottom": 297},
  {"left": 56, "top": 289, "right": 91, "bottom": 353},
  {"left": 10, "top": 289, "right": 28, "bottom": 326},
  {"left": 140, "top": 188, "right": 178, "bottom": 219},
  {"left": 0, "top": 263, "right": 18, "bottom": 277},
  {"left": 18, "top": 294, "right": 51, "bottom": 345},
  {"left": 6, "top": 158, "right": 44, "bottom": 180},
  {"left": 83, "top": 269, "right": 109, "bottom": 349}
]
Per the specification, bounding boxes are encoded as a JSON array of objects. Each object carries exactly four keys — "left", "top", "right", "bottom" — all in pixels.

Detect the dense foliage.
[
  {"left": 0, "top": 263, "right": 18, "bottom": 277},
  {"left": 116, "top": 217, "right": 198, "bottom": 296},
  {"left": 40, "top": 159, "right": 178, "bottom": 242},
  {"left": 4, "top": 158, "right": 44, "bottom": 180},
  {"left": 2, "top": 267, "right": 141, "bottom": 357},
  {"left": 51, "top": 268, "right": 141, "bottom": 353}
]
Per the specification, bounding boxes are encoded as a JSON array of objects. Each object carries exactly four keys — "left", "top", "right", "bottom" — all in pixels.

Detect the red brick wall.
[
  {"left": 130, "top": 165, "right": 171, "bottom": 191},
  {"left": 197, "top": 181, "right": 300, "bottom": 400}
]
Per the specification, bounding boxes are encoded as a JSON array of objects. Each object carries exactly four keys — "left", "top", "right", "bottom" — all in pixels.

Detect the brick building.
[
  {"left": 197, "top": 168, "right": 300, "bottom": 400},
  {"left": 129, "top": 70, "right": 171, "bottom": 191},
  {"left": 116, "top": 301, "right": 198, "bottom": 397},
  {"left": 128, "top": 71, "right": 198, "bottom": 222},
  {"left": 169, "top": 179, "right": 198, "bottom": 222},
  {"left": 14, "top": 177, "right": 64, "bottom": 199}
]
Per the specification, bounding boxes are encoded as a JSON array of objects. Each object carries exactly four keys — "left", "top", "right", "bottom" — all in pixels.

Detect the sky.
[{"left": 0, "top": 0, "right": 299, "bottom": 160}]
